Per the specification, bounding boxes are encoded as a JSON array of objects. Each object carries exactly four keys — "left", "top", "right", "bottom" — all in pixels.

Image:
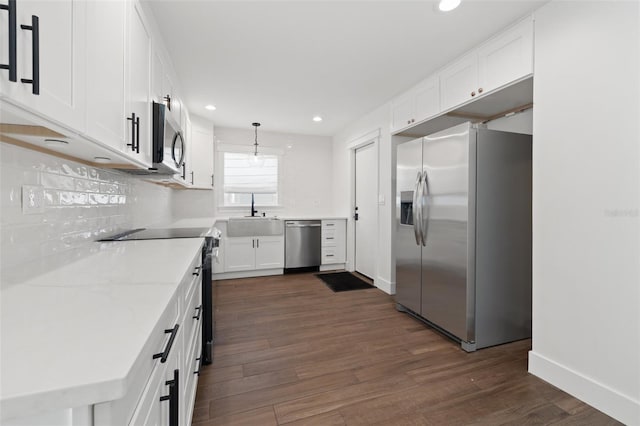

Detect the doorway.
[{"left": 354, "top": 142, "right": 377, "bottom": 280}]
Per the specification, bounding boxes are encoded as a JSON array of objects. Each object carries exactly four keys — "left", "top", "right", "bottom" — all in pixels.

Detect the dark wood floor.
[{"left": 193, "top": 273, "right": 619, "bottom": 425}]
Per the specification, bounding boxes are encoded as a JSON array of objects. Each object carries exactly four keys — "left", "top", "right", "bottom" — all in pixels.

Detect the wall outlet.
[{"left": 22, "top": 185, "right": 45, "bottom": 214}]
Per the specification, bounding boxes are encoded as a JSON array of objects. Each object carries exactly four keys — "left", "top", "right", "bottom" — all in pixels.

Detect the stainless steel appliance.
[
  {"left": 99, "top": 227, "right": 218, "bottom": 364},
  {"left": 285, "top": 220, "right": 321, "bottom": 269},
  {"left": 395, "top": 122, "right": 532, "bottom": 351},
  {"left": 123, "top": 102, "right": 185, "bottom": 175}
]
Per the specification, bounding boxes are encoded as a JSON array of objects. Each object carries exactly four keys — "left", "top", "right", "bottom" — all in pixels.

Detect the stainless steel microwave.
[{"left": 151, "top": 101, "right": 185, "bottom": 174}]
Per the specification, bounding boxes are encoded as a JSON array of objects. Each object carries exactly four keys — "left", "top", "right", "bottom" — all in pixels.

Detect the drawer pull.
[
  {"left": 325, "top": 237, "right": 334, "bottom": 240},
  {"left": 326, "top": 254, "right": 334, "bottom": 257},
  {"left": 159, "top": 369, "right": 179, "bottom": 426},
  {"left": 153, "top": 324, "right": 179, "bottom": 363},
  {"left": 194, "top": 356, "right": 202, "bottom": 376},
  {"left": 193, "top": 305, "right": 202, "bottom": 320},
  {"left": 193, "top": 266, "right": 201, "bottom": 276},
  {"left": 325, "top": 223, "right": 335, "bottom": 227}
]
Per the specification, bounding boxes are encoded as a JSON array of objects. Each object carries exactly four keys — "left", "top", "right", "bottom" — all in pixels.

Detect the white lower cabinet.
[
  {"left": 225, "top": 236, "right": 284, "bottom": 272},
  {"left": 93, "top": 247, "right": 203, "bottom": 426},
  {"left": 321, "top": 219, "right": 346, "bottom": 266}
]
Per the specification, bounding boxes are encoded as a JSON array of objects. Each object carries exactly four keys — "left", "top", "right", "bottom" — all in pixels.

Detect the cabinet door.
[
  {"left": 391, "top": 95, "right": 414, "bottom": 133},
  {"left": 439, "top": 52, "right": 478, "bottom": 112},
  {"left": 255, "top": 236, "right": 284, "bottom": 269},
  {"left": 478, "top": 17, "right": 533, "bottom": 94},
  {"left": 126, "top": 1, "right": 153, "bottom": 166},
  {"left": 414, "top": 76, "right": 440, "bottom": 123},
  {"left": 224, "top": 237, "right": 256, "bottom": 272},
  {"left": 85, "top": 0, "right": 127, "bottom": 151},
  {"left": 162, "top": 72, "right": 181, "bottom": 125},
  {"left": 151, "top": 48, "right": 164, "bottom": 103},
  {"left": 190, "top": 125, "right": 214, "bottom": 189},
  {"left": 0, "top": 0, "right": 86, "bottom": 131}
]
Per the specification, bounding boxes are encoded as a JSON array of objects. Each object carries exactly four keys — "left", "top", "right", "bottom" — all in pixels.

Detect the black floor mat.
[{"left": 316, "top": 272, "right": 374, "bottom": 292}]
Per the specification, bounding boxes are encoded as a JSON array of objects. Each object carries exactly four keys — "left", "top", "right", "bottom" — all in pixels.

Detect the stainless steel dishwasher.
[{"left": 285, "top": 220, "right": 321, "bottom": 269}]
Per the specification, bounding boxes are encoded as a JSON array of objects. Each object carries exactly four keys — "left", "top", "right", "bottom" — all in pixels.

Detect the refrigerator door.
[
  {"left": 395, "top": 138, "right": 423, "bottom": 314},
  {"left": 420, "top": 123, "right": 472, "bottom": 342}
]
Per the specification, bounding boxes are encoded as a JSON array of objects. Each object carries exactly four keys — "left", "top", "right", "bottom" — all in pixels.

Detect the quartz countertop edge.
[{"left": 0, "top": 238, "right": 205, "bottom": 421}]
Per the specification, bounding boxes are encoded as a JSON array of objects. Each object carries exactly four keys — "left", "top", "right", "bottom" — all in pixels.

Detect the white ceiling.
[{"left": 145, "top": 1, "right": 547, "bottom": 137}]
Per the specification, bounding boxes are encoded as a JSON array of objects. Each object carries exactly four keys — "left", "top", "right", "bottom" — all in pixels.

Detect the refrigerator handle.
[
  {"left": 412, "top": 172, "right": 422, "bottom": 245},
  {"left": 420, "top": 171, "right": 429, "bottom": 246}
]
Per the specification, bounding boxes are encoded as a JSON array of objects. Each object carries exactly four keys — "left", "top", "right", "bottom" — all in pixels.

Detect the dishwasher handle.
[{"left": 285, "top": 223, "right": 321, "bottom": 228}]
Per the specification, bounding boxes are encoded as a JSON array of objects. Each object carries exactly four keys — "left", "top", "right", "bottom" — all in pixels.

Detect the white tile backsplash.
[{"left": 0, "top": 143, "right": 173, "bottom": 274}]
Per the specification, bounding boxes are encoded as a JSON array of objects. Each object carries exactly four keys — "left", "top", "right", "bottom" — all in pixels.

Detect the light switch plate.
[{"left": 22, "top": 185, "right": 45, "bottom": 214}]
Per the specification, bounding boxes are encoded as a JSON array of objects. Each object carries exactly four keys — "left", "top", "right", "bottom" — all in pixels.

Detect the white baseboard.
[
  {"left": 319, "top": 263, "right": 346, "bottom": 272},
  {"left": 528, "top": 351, "right": 640, "bottom": 425},
  {"left": 374, "top": 277, "right": 395, "bottom": 295},
  {"left": 213, "top": 268, "right": 283, "bottom": 280}
]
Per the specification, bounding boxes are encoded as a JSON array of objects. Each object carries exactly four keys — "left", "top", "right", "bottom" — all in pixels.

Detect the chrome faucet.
[{"left": 250, "top": 193, "right": 258, "bottom": 217}]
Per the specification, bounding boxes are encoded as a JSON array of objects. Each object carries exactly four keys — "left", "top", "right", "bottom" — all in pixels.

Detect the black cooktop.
[{"left": 99, "top": 227, "right": 212, "bottom": 241}]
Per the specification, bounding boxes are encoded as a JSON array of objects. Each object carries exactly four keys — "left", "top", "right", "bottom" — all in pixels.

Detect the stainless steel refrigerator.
[{"left": 395, "top": 122, "right": 532, "bottom": 351}]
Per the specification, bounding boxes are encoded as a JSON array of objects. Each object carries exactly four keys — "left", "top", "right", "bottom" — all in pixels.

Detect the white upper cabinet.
[
  {"left": 126, "top": 0, "right": 153, "bottom": 166},
  {"left": 85, "top": 0, "right": 153, "bottom": 168},
  {"left": 440, "top": 51, "right": 479, "bottom": 112},
  {"left": 0, "top": 0, "right": 86, "bottom": 131},
  {"left": 85, "top": 0, "right": 127, "bottom": 155},
  {"left": 440, "top": 16, "right": 533, "bottom": 112},
  {"left": 391, "top": 76, "right": 439, "bottom": 133},
  {"left": 190, "top": 124, "right": 214, "bottom": 189},
  {"left": 477, "top": 16, "right": 533, "bottom": 95}
]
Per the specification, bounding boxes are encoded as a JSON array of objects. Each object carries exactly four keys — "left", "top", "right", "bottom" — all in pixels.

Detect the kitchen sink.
[{"left": 227, "top": 217, "right": 284, "bottom": 237}]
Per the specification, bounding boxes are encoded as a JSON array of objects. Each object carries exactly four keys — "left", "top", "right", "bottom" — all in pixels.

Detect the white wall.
[
  {"left": 212, "top": 126, "right": 333, "bottom": 218},
  {"left": 332, "top": 103, "right": 396, "bottom": 293},
  {"left": 0, "top": 143, "right": 173, "bottom": 280},
  {"left": 529, "top": 2, "right": 640, "bottom": 424}
]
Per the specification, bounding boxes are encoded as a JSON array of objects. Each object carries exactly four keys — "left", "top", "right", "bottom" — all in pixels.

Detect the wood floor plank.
[{"left": 193, "top": 272, "right": 622, "bottom": 425}]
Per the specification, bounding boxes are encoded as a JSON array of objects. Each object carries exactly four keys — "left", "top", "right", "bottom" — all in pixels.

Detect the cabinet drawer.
[
  {"left": 183, "top": 325, "right": 202, "bottom": 426},
  {"left": 321, "top": 228, "right": 338, "bottom": 243},
  {"left": 321, "top": 247, "right": 344, "bottom": 264},
  {"left": 182, "top": 273, "right": 202, "bottom": 365}
]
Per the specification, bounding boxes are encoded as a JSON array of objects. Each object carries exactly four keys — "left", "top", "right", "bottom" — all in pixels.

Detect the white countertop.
[
  {"left": 211, "top": 216, "right": 348, "bottom": 222},
  {"left": 0, "top": 238, "right": 205, "bottom": 421}
]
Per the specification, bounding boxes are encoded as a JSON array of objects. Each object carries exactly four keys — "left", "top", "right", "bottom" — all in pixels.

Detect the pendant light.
[{"left": 250, "top": 122, "right": 264, "bottom": 166}]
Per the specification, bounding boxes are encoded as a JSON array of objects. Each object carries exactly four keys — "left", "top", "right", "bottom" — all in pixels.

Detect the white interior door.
[{"left": 354, "top": 142, "right": 377, "bottom": 280}]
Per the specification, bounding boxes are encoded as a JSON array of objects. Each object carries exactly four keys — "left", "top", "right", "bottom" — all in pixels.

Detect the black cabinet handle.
[
  {"left": 152, "top": 324, "right": 179, "bottom": 363},
  {"left": 190, "top": 171, "right": 194, "bottom": 184},
  {"left": 193, "top": 305, "right": 202, "bottom": 320},
  {"left": 135, "top": 116, "right": 140, "bottom": 153},
  {"left": 256, "top": 239, "right": 259, "bottom": 248},
  {"left": 211, "top": 174, "right": 214, "bottom": 187},
  {"left": 20, "top": 15, "right": 39, "bottom": 94},
  {"left": 181, "top": 163, "right": 186, "bottom": 180},
  {"left": 193, "top": 266, "right": 201, "bottom": 276},
  {"left": 194, "top": 356, "right": 202, "bottom": 376},
  {"left": 160, "top": 369, "right": 179, "bottom": 426},
  {"left": 0, "top": 0, "right": 17, "bottom": 81},
  {"left": 164, "top": 94, "right": 171, "bottom": 111},
  {"left": 127, "top": 113, "right": 138, "bottom": 152}
]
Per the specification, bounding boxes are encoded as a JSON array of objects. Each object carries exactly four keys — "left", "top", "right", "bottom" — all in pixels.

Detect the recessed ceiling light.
[
  {"left": 93, "top": 156, "right": 112, "bottom": 164},
  {"left": 205, "top": 105, "right": 216, "bottom": 111},
  {"left": 312, "top": 116, "right": 323, "bottom": 122},
  {"left": 439, "top": 0, "right": 461, "bottom": 12},
  {"left": 44, "top": 139, "right": 69, "bottom": 148}
]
